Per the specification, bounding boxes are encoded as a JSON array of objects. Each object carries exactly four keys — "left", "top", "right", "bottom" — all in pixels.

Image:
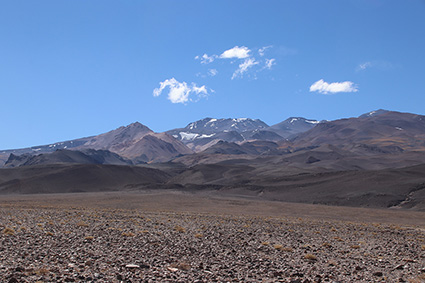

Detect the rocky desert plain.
[{"left": 1, "top": 191, "right": 424, "bottom": 283}]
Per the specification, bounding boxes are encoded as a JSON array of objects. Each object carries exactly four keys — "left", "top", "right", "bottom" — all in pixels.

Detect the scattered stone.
[{"left": 0, "top": 200, "right": 423, "bottom": 282}]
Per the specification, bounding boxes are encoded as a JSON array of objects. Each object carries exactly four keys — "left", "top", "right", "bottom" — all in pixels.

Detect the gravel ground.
[{"left": 1, "top": 195, "right": 425, "bottom": 282}]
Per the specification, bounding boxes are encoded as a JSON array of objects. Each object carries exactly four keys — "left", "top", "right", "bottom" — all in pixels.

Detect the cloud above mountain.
[
  {"left": 195, "top": 45, "right": 277, "bottom": 80},
  {"left": 219, "top": 46, "right": 251, "bottom": 59},
  {"left": 195, "top": 54, "right": 216, "bottom": 64},
  {"left": 310, "top": 79, "right": 358, "bottom": 94},
  {"left": 232, "top": 58, "right": 259, "bottom": 79},
  {"left": 154, "top": 45, "right": 279, "bottom": 104},
  {"left": 153, "top": 78, "right": 211, "bottom": 104}
]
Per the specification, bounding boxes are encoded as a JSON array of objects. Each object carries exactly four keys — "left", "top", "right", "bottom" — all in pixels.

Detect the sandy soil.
[{"left": 1, "top": 191, "right": 424, "bottom": 282}]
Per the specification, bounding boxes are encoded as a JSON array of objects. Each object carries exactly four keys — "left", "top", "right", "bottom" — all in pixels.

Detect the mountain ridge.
[{"left": 2, "top": 109, "right": 422, "bottom": 168}]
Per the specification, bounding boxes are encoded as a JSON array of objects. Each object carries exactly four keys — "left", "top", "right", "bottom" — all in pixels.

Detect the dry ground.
[{"left": 1, "top": 191, "right": 424, "bottom": 282}]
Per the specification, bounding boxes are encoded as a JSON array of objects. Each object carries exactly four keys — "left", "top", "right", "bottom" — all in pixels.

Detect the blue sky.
[{"left": 1, "top": 0, "right": 425, "bottom": 149}]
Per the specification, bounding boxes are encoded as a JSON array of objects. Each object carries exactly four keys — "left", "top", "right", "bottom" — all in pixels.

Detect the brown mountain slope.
[
  {"left": 292, "top": 111, "right": 425, "bottom": 150},
  {"left": 0, "top": 122, "right": 193, "bottom": 166},
  {"left": 76, "top": 122, "right": 193, "bottom": 161}
]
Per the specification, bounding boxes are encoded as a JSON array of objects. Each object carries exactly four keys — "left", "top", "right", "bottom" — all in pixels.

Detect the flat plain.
[{"left": 1, "top": 191, "right": 424, "bottom": 282}]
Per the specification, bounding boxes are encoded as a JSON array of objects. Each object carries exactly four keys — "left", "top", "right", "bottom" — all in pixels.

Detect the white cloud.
[
  {"left": 264, "top": 58, "right": 276, "bottom": 69},
  {"left": 194, "top": 45, "right": 278, "bottom": 80},
  {"left": 232, "top": 58, "right": 259, "bottom": 79},
  {"left": 195, "top": 53, "right": 216, "bottom": 64},
  {"left": 208, "top": 69, "right": 218, "bottom": 76},
  {"left": 309, "top": 79, "right": 358, "bottom": 94},
  {"left": 258, "top": 45, "right": 272, "bottom": 57},
  {"left": 153, "top": 78, "right": 210, "bottom": 104},
  {"left": 220, "top": 46, "right": 251, "bottom": 59}
]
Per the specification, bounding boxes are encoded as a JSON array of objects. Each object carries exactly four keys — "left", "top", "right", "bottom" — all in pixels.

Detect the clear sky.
[{"left": 1, "top": 0, "right": 425, "bottom": 149}]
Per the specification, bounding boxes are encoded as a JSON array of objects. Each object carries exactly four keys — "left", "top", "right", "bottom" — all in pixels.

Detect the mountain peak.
[
  {"left": 183, "top": 117, "right": 269, "bottom": 133},
  {"left": 284, "top": 117, "right": 320, "bottom": 125},
  {"left": 359, "top": 109, "right": 389, "bottom": 118},
  {"left": 125, "top": 121, "right": 151, "bottom": 130}
]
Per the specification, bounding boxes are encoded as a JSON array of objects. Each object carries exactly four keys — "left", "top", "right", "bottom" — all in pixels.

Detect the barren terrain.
[{"left": 1, "top": 191, "right": 424, "bottom": 282}]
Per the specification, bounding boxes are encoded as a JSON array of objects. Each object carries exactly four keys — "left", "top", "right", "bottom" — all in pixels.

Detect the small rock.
[
  {"left": 373, "top": 271, "right": 383, "bottom": 277},
  {"left": 292, "top": 272, "right": 304, "bottom": 277},
  {"left": 167, "top": 267, "right": 178, "bottom": 272},
  {"left": 8, "top": 278, "right": 18, "bottom": 283},
  {"left": 125, "top": 264, "right": 140, "bottom": 269},
  {"left": 395, "top": 264, "right": 404, "bottom": 270}
]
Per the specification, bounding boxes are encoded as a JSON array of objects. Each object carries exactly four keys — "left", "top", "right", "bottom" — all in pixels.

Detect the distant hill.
[
  {"left": 4, "top": 149, "right": 133, "bottom": 167},
  {"left": 0, "top": 164, "right": 169, "bottom": 194}
]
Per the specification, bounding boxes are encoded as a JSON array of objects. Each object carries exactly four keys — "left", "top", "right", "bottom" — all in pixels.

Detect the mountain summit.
[
  {"left": 268, "top": 117, "right": 320, "bottom": 138},
  {"left": 166, "top": 118, "right": 275, "bottom": 151},
  {"left": 182, "top": 118, "right": 269, "bottom": 134}
]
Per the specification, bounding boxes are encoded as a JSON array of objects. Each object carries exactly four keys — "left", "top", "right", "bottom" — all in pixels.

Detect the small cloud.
[
  {"left": 208, "top": 69, "right": 218, "bottom": 76},
  {"left": 232, "top": 58, "right": 259, "bottom": 79},
  {"left": 356, "top": 60, "right": 394, "bottom": 72},
  {"left": 220, "top": 46, "right": 251, "bottom": 59},
  {"left": 195, "top": 53, "right": 216, "bottom": 64},
  {"left": 258, "top": 45, "right": 272, "bottom": 57},
  {"left": 357, "top": 61, "right": 373, "bottom": 71},
  {"left": 309, "top": 79, "right": 358, "bottom": 94},
  {"left": 264, "top": 58, "right": 276, "bottom": 69},
  {"left": 153, "top": 78, "right": 211, "bottom": 104}
]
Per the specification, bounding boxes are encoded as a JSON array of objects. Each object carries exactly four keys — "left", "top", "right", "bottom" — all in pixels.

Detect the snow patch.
[
  {"left": 395, "top": 127, "right": 403, "bottom": 131},
  {"left": 290, "top": 118, "right": 298, "bottom": 123},
  {"left": 179, "top": 132, "right": 199, "bottom": 141},
  {"left": 198, "top": 133, "right": 216, "bottom": 139},
  {"left": 32, "top": 148, "right": 41, "bottom": 152},
  {"left": 306, "top": 120, "right": 320, "bottom": 124},
  {"left": 232, "top": 118, "right": 248, "bottom": 122},
  {"left": 207, "top": 118, "right": 217, "bottom": 123}
]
